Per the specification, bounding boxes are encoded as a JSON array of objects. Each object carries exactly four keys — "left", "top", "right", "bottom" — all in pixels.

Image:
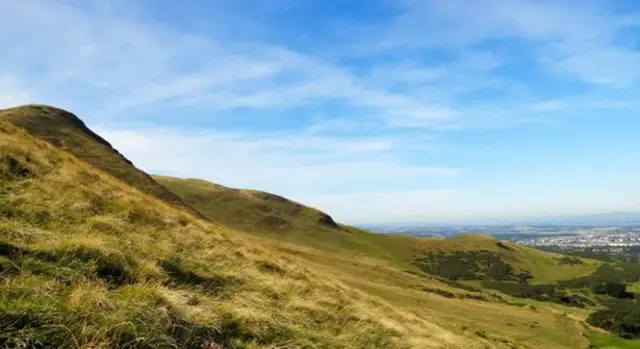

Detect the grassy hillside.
[
  {"left": 0, "top": 105, "right": 204, "bottom": 219},
  {"left": 380, "top": 234, "right": 600, "bottom": 283},
  {"left": 155, "top": 176, "right": 600, "bottom": 284},
  {"left": 153, "top": 175, "right": 339, "bottom": 233},
  {"left": 153, "top": 175, "right": 414, "bottom": 263},
  {"left": 0, "top": 116, "right": 434, "bottom": 348},
  {"left": 0, "top": 105, "right": 614, "bottom": 348}
]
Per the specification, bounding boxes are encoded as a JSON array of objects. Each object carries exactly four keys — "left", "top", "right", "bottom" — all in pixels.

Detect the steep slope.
[
  {"left": 0, "top": 105, "right": 204, "bottom": 219},
  {"left": 0, "top": 105, "right": 600, "bottom": 348}
]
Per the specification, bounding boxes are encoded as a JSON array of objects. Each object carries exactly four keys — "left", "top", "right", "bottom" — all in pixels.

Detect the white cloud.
[
  {"left": 301, "top": 189, "right": 466, "bottom": 224},
  {"left": 551, "top": 46, "right": 640, "bottom": 85},
  {"left": 359, "top": 0, "right": 640, "bottom": 85},
  {"left": 1, "top": 0, "right": 637, "bottom": 123},
  {"left": 0, "top": 0, "right": 470, "bottom": 129},
  {"left": 95, "top": 126, "right": 457, "bottom": 196}
]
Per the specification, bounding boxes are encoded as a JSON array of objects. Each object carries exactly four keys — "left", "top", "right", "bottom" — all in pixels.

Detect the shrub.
[
  {"left": 592, "top": 282, "right": 634, "bottom": 299},
  {"left": 587, "top": 299, "right": 640, "bottom": 339},
  {"left": 481, "top": 281, "right": 591, "bottom": 308},
  {"left": 413, "top": 250, "right": 532, "bottom": 282},
  {"left": 557, "top": 256, "right": 583, "bottom": 266}
]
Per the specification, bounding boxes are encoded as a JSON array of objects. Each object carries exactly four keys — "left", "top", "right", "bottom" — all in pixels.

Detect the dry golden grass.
[
  {"left": 0, "top": 110, "right": 596, "bottom": 348},
  {"left": 0, "top": 120, "right": 438, "bottom": 348}
]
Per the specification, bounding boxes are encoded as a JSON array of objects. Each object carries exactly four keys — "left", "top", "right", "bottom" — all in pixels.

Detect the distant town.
[{"left": 365, "top": 222, "right": 640, "bottom": 253}]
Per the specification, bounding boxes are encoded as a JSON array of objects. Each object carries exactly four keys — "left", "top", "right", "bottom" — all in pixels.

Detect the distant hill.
[
  {"left": 378, "top": 212, "right": 640, "bottom": 227},
  {"left": 153, "top": 175, "right": 417, "bottom": 261},
  {"left": 525, "top": 212, "right": 640, "bottom": 226}
]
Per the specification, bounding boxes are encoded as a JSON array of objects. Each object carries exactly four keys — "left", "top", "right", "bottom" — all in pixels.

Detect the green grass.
[
  {"left": 589, "top": 332, "right": 640, "bottom": 349},
  {"left": 517, "top": 243, "right": 600, "bottom": 284},
  {"left": 627, "top": 282, "right": 640, "bottom": 293},
  {"left": 153, "top": 175, "right": 339, "bottom": 233}
]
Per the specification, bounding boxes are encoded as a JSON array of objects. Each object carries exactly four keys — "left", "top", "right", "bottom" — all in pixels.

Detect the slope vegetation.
[{"left": 0, "top": 105, "right": 601, "bottom": 348}]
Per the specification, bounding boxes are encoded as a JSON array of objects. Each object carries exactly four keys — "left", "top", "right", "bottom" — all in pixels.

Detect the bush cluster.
[
  {"left": 587, "top": 298, "right": 640, "bottom": 339},
  {"left": 481, "top": 281, "right": 595, "bottom": 308},
  {"left": 413, "top": 250, "right": 532, "bottom": 282}
]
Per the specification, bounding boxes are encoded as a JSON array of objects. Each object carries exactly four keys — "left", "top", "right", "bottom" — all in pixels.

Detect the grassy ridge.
[
  {"left": 155, "top": 175, "right": 600, "bottom": 284},
  {"left": 0, "top": 105, "right": 605, "bottom": 348},
  {"left": 153, "top": 175, "right": 413, "bottom": 265},
  {"left": 153, "top": 175, "right": 339, "bottom": 233},
  {"left": 0, "top": 120, "right": 425, "bottom": 348},
  {"left": 0, "top": 105, "right": 205, "bottom": 219}
]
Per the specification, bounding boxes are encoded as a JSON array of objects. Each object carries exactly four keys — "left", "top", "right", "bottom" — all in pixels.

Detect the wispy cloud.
[
  {"left": 354, "top": 0, "right": 640, "bottom": 85},
  {"left": 0, "top": 0, "right": 472, "bottom": 129},
  {"left": 95, "top": 126, "right": 457, "bottom": 198},
  {"left": 2, "top": 0, "right": 637, "bottom": 119},
  {"left": 2, "top": 0, "right": 640, "bottom": 222}
]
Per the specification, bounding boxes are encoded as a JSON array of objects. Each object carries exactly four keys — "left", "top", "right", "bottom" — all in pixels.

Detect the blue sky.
[{"left": 1, "top": 0, "right": 640, "bottom": 224}]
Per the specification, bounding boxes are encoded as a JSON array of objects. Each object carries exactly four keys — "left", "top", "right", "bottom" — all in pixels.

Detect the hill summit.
[{"left": 0, "top": 105, "right": 205, "bottom": 218}]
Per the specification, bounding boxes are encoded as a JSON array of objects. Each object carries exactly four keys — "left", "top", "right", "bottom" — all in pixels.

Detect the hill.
[
  {"left": 155, "top": 176, "right": 600, "bottom": 284},
  {"left": 0, "top": 105, "right": 205, "bottom": 219},
  {"left": 1, "top": 108, "right": 435, "bottom": 348},
  {"left": 153, "top": 175, "right": 415, "bottom": 262},
  {"left": 153, "top": 175, "right": 339, "bottom": 233},
  {"left": 0, "top": 104, "right": 625, "bottom": 348}
]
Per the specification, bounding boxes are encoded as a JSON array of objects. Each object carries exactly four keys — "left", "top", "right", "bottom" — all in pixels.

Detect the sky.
[{"left": 1, "top": 0, "right": 640, "bottom": 224}]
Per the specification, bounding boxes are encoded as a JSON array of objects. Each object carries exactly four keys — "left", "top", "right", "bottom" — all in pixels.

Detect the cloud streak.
[
  {"left": 1, "top": 0, "right": 639, "bottom": 222},
  {"left": 95, "top": 126, "right": 458, "bottom": 200},
  {"left": 0, "top": 0, "right": 461, "bottom": 127},
  {"left": 355, "top": 0, "right": 640, "bottom": 85}
]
